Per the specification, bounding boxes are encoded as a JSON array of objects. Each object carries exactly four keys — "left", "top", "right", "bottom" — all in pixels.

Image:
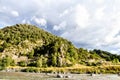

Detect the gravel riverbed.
[{"left": 0, "top": 72, "right": 120, "bottom": 80}]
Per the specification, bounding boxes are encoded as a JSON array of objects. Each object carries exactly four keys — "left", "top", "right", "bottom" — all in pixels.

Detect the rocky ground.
[{"left": 0, "top": 72, "right": 120, "bottom": 80}]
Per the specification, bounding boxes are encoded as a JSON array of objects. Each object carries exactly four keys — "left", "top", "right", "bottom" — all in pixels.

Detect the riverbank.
[{"left": 0, "top": 72, "right": 120, "bottom": 80}]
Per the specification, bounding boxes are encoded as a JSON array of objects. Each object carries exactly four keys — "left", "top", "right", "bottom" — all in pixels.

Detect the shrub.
[{"left": 18, "top": 61, "right": 27, "bottom": 67}]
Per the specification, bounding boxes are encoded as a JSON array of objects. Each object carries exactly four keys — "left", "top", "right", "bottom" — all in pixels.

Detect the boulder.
[
  {"left": 57, "top": 74, "right": 63, "bottom": 78},
  {"left": 65, "top": 75, "right": 71, "bottom": 78}
]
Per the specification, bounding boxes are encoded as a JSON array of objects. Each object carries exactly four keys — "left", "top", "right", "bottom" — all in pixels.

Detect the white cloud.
[
  {"left": 94, "top": 0, "right": 104, "bottom": 4},
  {"left": 59, "top": 8, "right": 73, "bottom": 17},
  {"left": 11, "top": 11, "right": 19, "bottom": 17},
  {"left": 60, "top": 0, "right": 120, "bottom": 54},
  {"left": 59, "top": 10, "right": 69, "bottom": 17},
  {"left": 31, "top": 16, "right": 47, "bottom": 27},
  {"left": 21, "top": 19, "right": 31, "bottom": 24},
  {"left": 22, "top": 19, "right": 27, "bottom": 23},
  {"left": 53, "top": 21, "right": 66, "bottom": 31},
  {"left": 74, "top": 4, "right": 90, "bottom": 28},
  {"left": 94, "top": 7, "right": 105, "bottom": 20},
  {"left": 1, "top": 0, "right": 120, "bottom": 54}
]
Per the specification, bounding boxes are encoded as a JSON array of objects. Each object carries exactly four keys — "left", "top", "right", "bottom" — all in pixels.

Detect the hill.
[{"left": 0, "top": 24, "right": 120, "bottom": 70}]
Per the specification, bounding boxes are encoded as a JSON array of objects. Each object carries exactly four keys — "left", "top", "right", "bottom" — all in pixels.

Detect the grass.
[{"left": 5, "top": 64, "right": 120, "bottom": 74}]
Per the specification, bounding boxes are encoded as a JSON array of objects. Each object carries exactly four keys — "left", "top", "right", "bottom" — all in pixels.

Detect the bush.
[
  {"left": 23, "top": 67, "right": 39, "bottom": 72},
  {"left": 1, "top": 56, "right": 14, "bottom": 67},
  {"left": 18, "top": 61, "right": 27, "bottom": 67}
]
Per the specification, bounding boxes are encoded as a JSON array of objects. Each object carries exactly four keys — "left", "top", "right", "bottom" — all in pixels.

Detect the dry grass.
[{"left": 7, "top": 64, "right": 120, "bottom": 74}]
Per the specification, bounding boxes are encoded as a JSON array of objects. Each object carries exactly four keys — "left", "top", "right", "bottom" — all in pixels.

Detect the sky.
[{"left": 1, "top": 0, "right": 120, "bottom": 54}]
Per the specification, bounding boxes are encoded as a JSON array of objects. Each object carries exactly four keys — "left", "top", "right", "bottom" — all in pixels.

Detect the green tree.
[
  {"left": 36, "top": 55, "right": 43, "bottom": 67},
  {"left": 28, "top": 50, "right": 34, "bottom": 58},
  {"left": 0, "top": 46, "right": 4, "bottom": 52},
  {"left": 1, "top": 56, "right": 14, "bottom": 67},
  {"left": 51, "top": 53, "right": 57, "bottom": 66},
  {"left": 112, "top": 58, "right": 119, "bottom": 64},
  {"left": 18, "top": 61, "right": 27, "bottom": 67}
]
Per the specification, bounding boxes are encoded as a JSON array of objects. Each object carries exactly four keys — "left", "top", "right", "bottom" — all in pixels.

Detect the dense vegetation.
[{"left": 0, "top": 24, "right": 120, "bottom": 73}]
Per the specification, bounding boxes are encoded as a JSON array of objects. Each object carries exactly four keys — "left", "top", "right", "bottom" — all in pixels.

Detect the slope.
[{"left": 0, "top": 24, "right": 119, "bottom": 69}]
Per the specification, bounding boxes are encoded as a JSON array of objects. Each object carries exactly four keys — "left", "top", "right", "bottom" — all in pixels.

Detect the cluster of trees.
[
  {"left": 0, "top": 24, "right": 57, "bottom": 47},
  {"left": 91, "top": 49, "right": 120, "bottom": 62}
]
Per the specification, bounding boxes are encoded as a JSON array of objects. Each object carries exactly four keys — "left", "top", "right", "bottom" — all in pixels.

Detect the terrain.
[
  {"left": 0, "top": 72, "right": 120, "bottom": 80},
  {"left": 0, "top": 24, "right": 120, "bottom": 73}
]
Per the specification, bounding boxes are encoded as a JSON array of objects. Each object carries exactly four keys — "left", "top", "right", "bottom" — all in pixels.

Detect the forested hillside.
[{"left": 0, "top": 24, "right": 120, "bottom": 70}]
